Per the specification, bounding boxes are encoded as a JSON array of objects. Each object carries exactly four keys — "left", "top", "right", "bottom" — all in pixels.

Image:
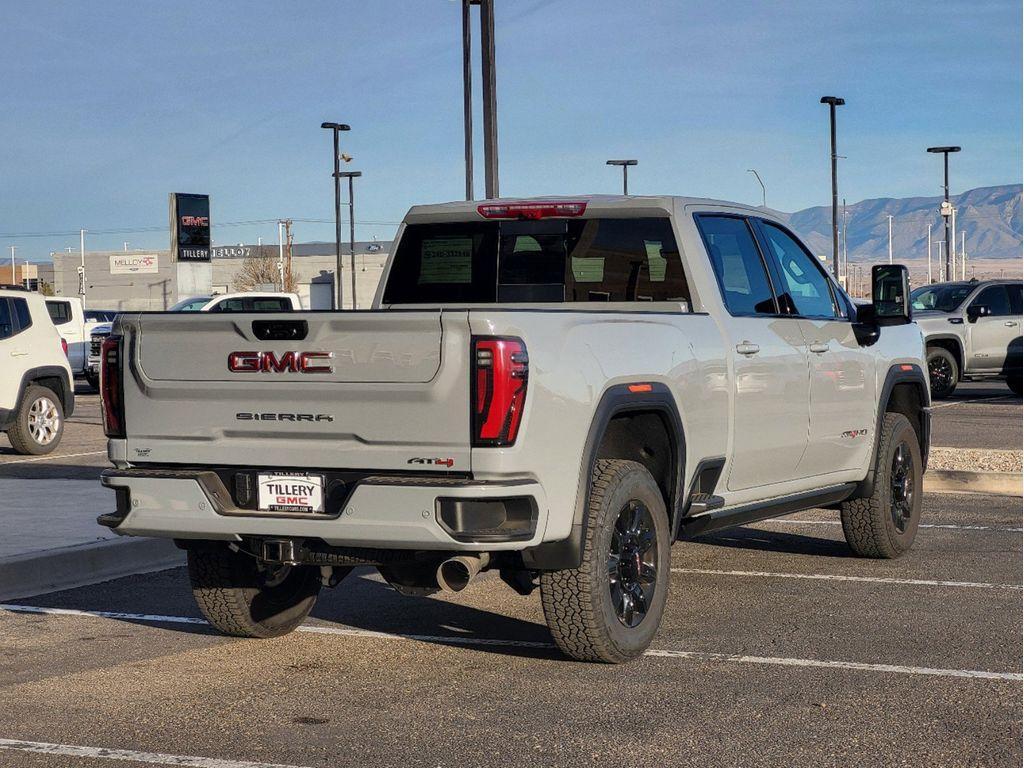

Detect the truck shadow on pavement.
[{"left": 695, "top": 526, "right": 854, "bottom": 558}]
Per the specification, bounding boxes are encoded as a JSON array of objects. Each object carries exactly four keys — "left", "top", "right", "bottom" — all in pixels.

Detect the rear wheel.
[
  {"left": 540, "top": 459, "right": 670, "bottom": 663},
  {"left": 5, "top": 384, "right": 64, "bottom": 455},
  {"left": 84, "top": 371, "right": 99, "bottom": 390},
  {"left": 841, "top": 413, "right": 923, "bottom": 558},
  {"left": 1007, "top": 373, "right": 1022, "bottom": 397},
  {"left": 187, "top": 545, "right": 321, "bottom": 638},
  {"left": 926, "top": 346, "right": 958, "bottom": 399}
]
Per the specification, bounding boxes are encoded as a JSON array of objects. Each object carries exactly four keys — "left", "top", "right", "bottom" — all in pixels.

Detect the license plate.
[{"left": 257, "top": 473, "right": 325, "bottom": 514}]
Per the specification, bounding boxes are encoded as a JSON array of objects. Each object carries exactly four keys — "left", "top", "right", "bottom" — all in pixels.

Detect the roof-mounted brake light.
[{"left": 477, "top": 201, "right": 588, "bottom": 220}]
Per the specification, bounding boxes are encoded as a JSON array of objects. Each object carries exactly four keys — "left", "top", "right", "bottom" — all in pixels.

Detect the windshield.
[
  {"left": 910, "top": 284, "right": 974, "bottom": 312},
  {"left": 169, "top": 296, "right": 212, "bottom": 312},
  {"left": 382, "top": 218, "right": 691, "bottom": 306}
]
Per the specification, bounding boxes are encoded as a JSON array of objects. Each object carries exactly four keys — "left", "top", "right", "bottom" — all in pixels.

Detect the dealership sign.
[
  {"left": 110, "top": 254, "right": 159, "bottom": 275},
  {"left": 169, "top": 192, "right": 211, "bottom": 262}
]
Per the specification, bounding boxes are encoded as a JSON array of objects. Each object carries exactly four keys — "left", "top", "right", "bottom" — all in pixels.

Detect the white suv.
[{"left": 0, "top": 288, "right": 75, "bottom": 454}]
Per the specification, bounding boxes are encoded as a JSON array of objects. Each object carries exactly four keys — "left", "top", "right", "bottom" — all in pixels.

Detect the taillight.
[
  {"left": 60, "top": 337, "right": 68, "bottom": 357},
  {"left": 100, "top": 335, "right": 125, "bottom": 438},
  {"left": 472, "top": 337, "right": 528, "bottom": 446},
  {"left": 477, "top": 201, "right": 587, "bottom": 220}
]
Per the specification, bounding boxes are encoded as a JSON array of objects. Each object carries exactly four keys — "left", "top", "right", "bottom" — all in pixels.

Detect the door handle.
[
  {"left": 9, "top": 350, "right": 28, "bottom": 357},
  {"left": 809, "top": 342, "right": 829, "bottom": 354},
  {"left": 1004, "top": 321, "right": 1018, "bottom": 327},
  {"left": 735, "top": 342, "right": 760, "bottom": 356}
]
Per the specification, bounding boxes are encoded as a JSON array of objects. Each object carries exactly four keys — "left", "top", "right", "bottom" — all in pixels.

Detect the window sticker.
[{"left": 419, "top": 237, "right": 473, "bottom": 284}]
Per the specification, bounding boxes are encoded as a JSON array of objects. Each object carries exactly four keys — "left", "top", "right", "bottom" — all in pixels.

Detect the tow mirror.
[
  {"left": 966, "top": 304, "right": 991, "bottom": 323},
  {"left": 871, "top": 264, "right": 911, "bottom": 326}
]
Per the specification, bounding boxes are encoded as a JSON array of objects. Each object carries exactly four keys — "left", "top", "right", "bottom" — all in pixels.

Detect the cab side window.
[
  {"left": 0, "top": 299, "right": 13, "bottom": 340},
  {"left": 971, "top": 285, "right": 1011, "bottom": 316},
  {"left": 695, "top": 215, "right": 777, "bottom": 316},
  {"left": 1008, "top": 284, "right": 1022, "bottom": 316},
  {"left": 13, "top": 299, "right": 31, "bottom": 331},
  {"left": 759, "top": 222, "right": 837, "bottom": 319}
]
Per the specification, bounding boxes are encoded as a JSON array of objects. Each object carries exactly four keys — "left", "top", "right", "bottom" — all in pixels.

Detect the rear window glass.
[
  {"left": 13, "top": 298, "right": 31, "bottom": 330},
  {"left": 382, "top": 217, "right": 690, "bottom": 306},
  {"left": 46, "top": 300, "right": 72, "bottom": 325}
]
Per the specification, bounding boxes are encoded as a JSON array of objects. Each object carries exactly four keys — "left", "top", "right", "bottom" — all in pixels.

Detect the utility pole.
[
  {"left": 927, "top": 146, "right": 961, "bottom": 285},
  {"left": 950, "top": 206, "right": 957, "bottom": 280},
  {"left": 606, "top": 159, "right": 637, "bottom": 195},
  {"left": 9, "top": 246, "right": 15, "bottom": 286},
  {"left": 462, "top": 0, "right": 474, "bottom": 200},
  {"left": 277, "top": 221, "right": 285, "bottom": 291},
  {"left": 79, "top": 229, "right": 87, "bottom": 307},
  {"left": 927, "top": 223, "right": 933, "bottom": 283},
  {"left": 747, "top": 169, "right": 766, "bottom": 208},
  {"left": 820, "top": 96, "right": 845, "bottom": 279},
  {"left": 321, "top": 122, "right": 352, "bottom": 309},
  {"left": 841, "top": 198, "right": 848, "bottom": 284},
  {"left": 961, "top": 231, "right": 966, "bottom": 280},
  {"left": 285, "top": 219, "right": 293, "bottom": 292},
  {"left": 338, "top": 171, "right": 362, "bottom": 309},
  {"left": 480, "top": 0, "right": 499, "bottom": 198},
  {"left": 887, "top": 215, "right": 893, "bottom": 264}
]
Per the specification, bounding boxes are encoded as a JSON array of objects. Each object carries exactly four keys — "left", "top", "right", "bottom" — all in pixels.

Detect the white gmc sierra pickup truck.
[{"left": 99, "top": 196, "right": 930, "bottom": 663}]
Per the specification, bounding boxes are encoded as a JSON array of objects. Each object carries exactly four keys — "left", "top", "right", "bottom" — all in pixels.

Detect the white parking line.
[
  {"left": 0, "top": 738, "right": 309, "bottom": 768},
  {"left": 929, "top": 396, "right": 1014, "bottom": 409},
  {"left": 0, "top": 450, "right": 105, "bottom": 465},
  {"left": 672, "top": 567, "right": 1022, "bottom": 590},
  {"left": 756, "top": 519, "right": 1023, "bottom": 533},
  {"left": 2, "top": 603, "right": 1020, "bottom": 682}
]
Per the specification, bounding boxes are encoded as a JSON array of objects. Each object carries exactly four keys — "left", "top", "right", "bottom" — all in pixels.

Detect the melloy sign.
[{"left": 110, "top": 253, "right": 158, "bottom": 275}]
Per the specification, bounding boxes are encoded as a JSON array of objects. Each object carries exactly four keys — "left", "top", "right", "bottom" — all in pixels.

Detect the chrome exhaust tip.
[{"left": 436, "top": 553, "right": 490, "bottom": 593}]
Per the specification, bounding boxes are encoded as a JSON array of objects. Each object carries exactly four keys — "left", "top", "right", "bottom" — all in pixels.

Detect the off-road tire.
[
  {"left": 188, "top": 546, "right": 321, "bottom": 638},
  {"left": 926, "top": 346, "right": 958, "bottom": 399},
  {"left": 1007, "top": 373, "right": 1022, "bottom": 398},
  {"left": 540, "top": 459, "right": 670, "bottom": 663},
  {"left": 841, "top": 413, "right": 923, "bottom": 558},
  {"left": 5, "top": 384, "right": 64, "bottom": 456}
]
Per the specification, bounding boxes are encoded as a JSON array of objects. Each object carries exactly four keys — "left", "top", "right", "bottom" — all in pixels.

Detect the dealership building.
[{"left": 48, "top": 241, "right": 391, "bottom": 311}]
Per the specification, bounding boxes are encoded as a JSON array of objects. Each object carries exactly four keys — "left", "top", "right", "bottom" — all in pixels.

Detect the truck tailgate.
[{"left": 117, "top": 311, "right": 472, "bottom": 472}]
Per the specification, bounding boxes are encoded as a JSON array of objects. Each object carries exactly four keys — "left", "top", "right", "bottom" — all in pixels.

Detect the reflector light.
[
  {"left": 100, "top": 335, "right": 125, "bottom": 438},
  {"left": 627, "top": 383, "right": 653, "bottom": 393},
  {"left": 477, "top": 201, "right": 588, "bottom": 220},
  {"left": 60, "top": 338, "right": 68, "bottom": 357},
  {"left": 472, "top": 337, "right": 528, "bottom": 446},
  {"left": 899, "top": 364, "right": 914, "bottom": 372}
]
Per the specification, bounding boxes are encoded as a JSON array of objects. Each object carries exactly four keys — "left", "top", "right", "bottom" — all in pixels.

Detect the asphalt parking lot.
[{"left": 0, "top": 381, "right": 1020, "bottom": 767}]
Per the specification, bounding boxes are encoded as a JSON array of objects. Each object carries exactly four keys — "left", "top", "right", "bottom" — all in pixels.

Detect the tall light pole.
[
  {"left": 887, "top": 215, "right": 893, "bottom": 264},
  {"left": 927, "top": 146, "right": 960, "bottom": 284},
  {"left": 79, "top": 229, "right": 87, "bottom": 307},
  {"left": 9, "top": 246, "right": 15, "bottom": 286},
  {"left": 841, "top": 198, "right": 848, "bottom": 283},
  {"left": 820, "top": 96, "right": 845, "bottom": 279},
  {"left": 480, "top": 0, "right": 499, "bottom": 198},
  {"left": 277, "top": 220, "right": 285, "bottom": 291},
  {"left": 321, "top": 121, "right": 351, "bottom": 309},
  {"left": 338, "top": 171, "right": 362, "bottom": 309},
  {"left": 747, "top": 169, "right": 766, "bottom": 208},
  {"left": 927, "top": 223, "right": 933, "bottom": 283},
  {"left": 462, "top": 0, "right": 474, "bottom": 200},
  {"left": 606, "top": 159, "right": 637, "bottom": 195}
]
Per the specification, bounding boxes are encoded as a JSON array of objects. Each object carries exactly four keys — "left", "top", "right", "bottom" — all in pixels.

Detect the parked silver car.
[{"left": 912, "top": 279, "right": 1022, "bottom": 398}]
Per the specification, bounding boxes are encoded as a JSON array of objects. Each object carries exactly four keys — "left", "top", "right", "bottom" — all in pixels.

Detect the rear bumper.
[{"left": 99, "top": 468, "right": 548, "bottom": 551}]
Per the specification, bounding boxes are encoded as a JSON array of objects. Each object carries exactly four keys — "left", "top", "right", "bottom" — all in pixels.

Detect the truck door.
[
  {"left": 694, "top": 214, "right": 811, "bottom": 491},
  {"left": 965, "top": 284, "right": 1019, "bottom": 374},
  {"left": 752, "top": 220, "right": 873, "bottom": 476}
]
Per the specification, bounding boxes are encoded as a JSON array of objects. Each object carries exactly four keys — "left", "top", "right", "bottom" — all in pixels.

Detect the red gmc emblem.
[{"left": 228, "top": 351, "right": 334, "bottom": 374}]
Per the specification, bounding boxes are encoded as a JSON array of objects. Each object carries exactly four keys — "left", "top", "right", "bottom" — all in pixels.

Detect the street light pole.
[
  {"left": 747, "top": 169, "right": 766, "bottom": 207},
  {"left": 927, "top": 146, "right": 960, "bottom": 284},
  {"left": 606, "top": 159, "right": 637, "bottom": 194},
  {"left": 462, "top": 0, "right": 474, "bottom": 200},
  {"left": 79, "top": 228, "right": 87, "bottom": 308},
  {"left": 339, "top": 171, "right": 362, "bottom": 309},
  {"left": 9, "top": 246, "right": 15, "bottom": 286},
  {"left": 479, "top": 0, "right": 499, "bottom": 198},
  {"left": 820, "top": 96, "right": 845, "bottom": 279},
  {"left": 321, "top": 122, "right": 351, "bottom": 309},
  {"left": 887, "top": 215, "right": 893, "bottom": 264}
]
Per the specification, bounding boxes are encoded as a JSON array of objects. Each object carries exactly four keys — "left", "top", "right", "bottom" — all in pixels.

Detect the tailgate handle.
[{"left": 252, "top": 319, "right": 309, "bottom": 341}]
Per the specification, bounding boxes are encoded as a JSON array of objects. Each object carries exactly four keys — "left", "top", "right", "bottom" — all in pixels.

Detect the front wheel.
[
  {"left": 187, "top": 545, "right": 321, "bottom": 638},
  {"left": 841, "top": 413, "right": 923, "bottom": 558},
  {"left": 926, "top": 346, "right": 958, "bottom": 399},
  {"left": 540, "top": 459, "right": 670, "bottom": 663}
]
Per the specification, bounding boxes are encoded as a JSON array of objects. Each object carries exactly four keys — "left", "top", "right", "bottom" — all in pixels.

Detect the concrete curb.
[
  {"left": 924, "top": 470, "right": 1022, "bottom": 497},
  {"left": 0, "top": 537, "right": 184, "bottom": 601}
]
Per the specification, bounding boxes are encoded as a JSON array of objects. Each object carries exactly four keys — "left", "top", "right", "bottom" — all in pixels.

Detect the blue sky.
[{"left": 1, "top": 0, "right": 1020, "bottom": 260}]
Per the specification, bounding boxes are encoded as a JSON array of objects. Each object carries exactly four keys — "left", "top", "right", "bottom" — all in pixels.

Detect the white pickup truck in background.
[{"left": 44, "top": 296, "right": 109, "bottom": 379}]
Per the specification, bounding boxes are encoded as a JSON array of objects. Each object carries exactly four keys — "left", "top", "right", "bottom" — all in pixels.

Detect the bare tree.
[{"left": 232, "top": 247, "right": 296, "bottom": 293}]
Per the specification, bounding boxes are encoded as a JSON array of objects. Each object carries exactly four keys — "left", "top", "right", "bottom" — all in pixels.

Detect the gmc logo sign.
[{"left": 228, "top": 351, "right": 334, "bottom": 374}]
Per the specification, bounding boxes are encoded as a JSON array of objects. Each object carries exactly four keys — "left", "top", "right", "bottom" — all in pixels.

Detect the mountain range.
[{"left": 780, "top": 183, "right": 1022, "bottom": 262}]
